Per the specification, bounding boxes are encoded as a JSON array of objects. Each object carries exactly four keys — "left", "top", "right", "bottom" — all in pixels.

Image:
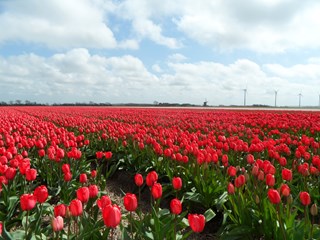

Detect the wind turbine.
[
  {"left": 243, "top": 88, "right": 247, "bottom": 106},
  {"left": 298, "top": 92, "right": 302, "bottom": 108},
  {"left": 274, "top": 90, "right": 278, "bottom": 107}
]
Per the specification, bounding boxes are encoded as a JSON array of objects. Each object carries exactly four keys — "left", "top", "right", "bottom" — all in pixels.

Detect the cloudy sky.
[{"left": 1, "top": 0, "right": 320, "bottom": 106}]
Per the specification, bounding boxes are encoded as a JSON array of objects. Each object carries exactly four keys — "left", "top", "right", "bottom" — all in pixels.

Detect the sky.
[{"left": 1, "top": 0, "right": 320, "bottom": 106}]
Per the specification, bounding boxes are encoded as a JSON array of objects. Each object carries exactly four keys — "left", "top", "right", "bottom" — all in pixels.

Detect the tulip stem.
[
  {"left": 130, "top": 211, "right": 133, "bottom": 239},
  {"left": 174, "top": 214, "right": 177, "bottom": 240},
  {"left": 25, "top": 211, "right": 29, "bottom": 238},
  {"left": 277, "top": 204, "right": 286, "bottom": 240}
]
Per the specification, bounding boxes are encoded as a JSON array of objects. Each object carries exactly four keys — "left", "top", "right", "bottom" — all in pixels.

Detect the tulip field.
[{"left": 1, "top": 107, "right": 320, "bottom": 239}]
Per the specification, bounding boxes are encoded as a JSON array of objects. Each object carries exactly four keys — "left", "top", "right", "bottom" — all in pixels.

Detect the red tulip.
[
  {"left": 188, "top": 214, "right": 205, "bottom": 233},
  {"left": 146, "top": 171, "right": 158, "bottom": 187},
  {"left": 104, "top": 151, "right": 112, "bottom": 159},
  {"left": 234, "top": 175, "right": 246, "bottom": 188},
  {"left": 5, "top": 167, "right": 16, "bottom": 180},
  {"left": 281, "top": 168, "right": 292, "bottom": 181},
  {"left": 19, "top": 161, "right": 30, "bottom": 175},
  {"left": 79, "top": 173, "right": 87, "bottom": 184},
  {"left": 54, "top": 204, "right": 66, "bottom": 217},
  {"left": 266, "top": 174, "right": 275, "bottom": 187},
  {"left": 38, "top": 149, "right": 45, "bottom": 157},
  {"left": 64, "top": 172, "right": 72, "bottom": 182},
  {"left": 97, "top": 195, "right": 112, "bottom": 210},
  {"left": 91, "top": 170, "right": 97, "bottom": 178},
  {"left": 134, "top": 173, "right": 144, "bottom": 187},
  {"left": 88, "top": 184, "right": 99, "bottom": 198},
  {"left": 62, "top": 164, "right": 70, "bottom": 174},
  {"left": 247, "top": 154, "right": 255, "bottom": 164},
  {"left": 20, "top": 194, "right": 37, "bottom": 211},
  {"left": 151, "top": 183, "right": 162, "bottom": 199},
  {"left": 34, "top": 185, "right": 48, "bottom": 203},
  {"left": 227, "top": 166, "right": 237, "bottom": 177},
  {"left": 0, "top": 221, "right": 2, "bottom": 236},
  {"left": 279, "top": 184, "right": 290, "bottom": 197},
  {"left": 96, "top": 151, "right": 104, "bottom": 159},
  {"left": 267, "top": 189, "right": 281, "bottom": 204},
  {"left": 227, "top": 182, "right": 235, "bottom": 194},
  {"left": 76, "top": 187, "right": 90, "bottom": 203},
  {"left": 69, "top": 199, "right": 83, "bottom": 216},
  {"left": 300, "top": 192, "right": 311, "bottom": 206},
  {"left": 51, "top": 216, "right": 64, "bottom": 232},
  {"left": 172, "top": 177, "right": 182, "bottom": 190},
  {"left": 170, "top": 198, "right": 182, "bottom": 215},
  {"left": 25, "top": 168, "right": 37, "bottom": 181},
  {"left": 123, "top": 193, "right": 138, "bottom": 212},
  {"left": 102, "top": 204, "right": 121, "bottom": 228}
]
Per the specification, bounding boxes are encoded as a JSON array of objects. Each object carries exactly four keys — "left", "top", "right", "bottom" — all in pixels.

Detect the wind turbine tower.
[
  {"left": 243, "top": 88, "right": 247, "bottom": 106},
  {"left": 274, "top": 90, "right": 278, "bottom": 107},
  {"left": 298, "top": 93, "right": 302, "bottom": 108}
]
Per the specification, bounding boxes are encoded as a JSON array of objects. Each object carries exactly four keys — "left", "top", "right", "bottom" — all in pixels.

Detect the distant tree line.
[{"left": 0, "top": 100, "right": 112, "bottom": 106}]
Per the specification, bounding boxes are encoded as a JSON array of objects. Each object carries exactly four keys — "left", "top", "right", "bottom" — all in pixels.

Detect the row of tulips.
[{"left": 1, "top": 106, "right": 320, "bottom": 239}]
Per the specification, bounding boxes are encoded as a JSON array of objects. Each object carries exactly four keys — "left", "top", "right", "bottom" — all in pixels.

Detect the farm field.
[{"left": 0, "top": 106, "right": 320, "bottom": 239}]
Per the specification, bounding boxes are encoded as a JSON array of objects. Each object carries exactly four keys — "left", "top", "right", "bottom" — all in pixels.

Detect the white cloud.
[
  {"left": 116, "top": 0, "right": 320, "bottom": 53},
  {"left": 0, "top": 49, "right": 319, "bottom": 106},
  {"left": 168, "top": 53, "right": 188, "bottom": 63},
  {"left": 0, "top": 0, "right": 117, "bottom": 49},
  {"left": 116, "top": 0, "right": 182, "bottom": 49}
]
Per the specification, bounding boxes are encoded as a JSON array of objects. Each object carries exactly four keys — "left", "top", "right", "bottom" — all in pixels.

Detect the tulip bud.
[
  {"left": 255, "top": 195, "right": 260, "bottom": 204},
  {"left": 310, "top": 203, "right": 318, "bottom": 216},
  {"left": 287, "top": 194, "right": 293, "bottom": 205}
]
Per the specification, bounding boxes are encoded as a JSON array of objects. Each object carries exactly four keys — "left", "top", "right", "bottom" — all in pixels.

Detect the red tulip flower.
[
  {"left": 227, "top": 182, "right": 235, "bottom": 194},
  {"left": 172, "top": 177, "right": 182, "bottom": 190},
  {"left": 62, "top": 164, "right": 70, "bottom": 174},
  {"left": 188, "top": 214, "right": 206, "bottom": 233},
  {"left": 34, "top": 185, "right": 48, "bottom": 203},
  {"left": 300, "top": 192, "right": 311, "bottom": 206},
  {"left": 64, "top": 172, "right": 72, "bottom": 182},
  {"left": 266, "top": 174, "right": 275, "bottom": 187},
  {"left": 51, "top": 216, "right": 64, "bottom": 232},
  {"left": 104, "top": 151, "right": 112, "bottom": 159},
  {"left": 134, "top": 173, "right": 144, "bottom": 187},
  {"left": 79, "top": 173, "right": 87, "bottom": 184},
  {"left": 76, "top": 187, "right": 90, "bottom": 203},
  {"left": 234, "top": 175, "right": 246, "bottom": 188},
  {"left": 267, "top": 189, "right": 281, "bottom": 204},
  {"left": 146, "top": 171, "right": 158, "bottom": 187},
  {"left": 88, "top": 184, "right": 99, "bottom": 198},
  {"left": 279, "top": 184, "right": 290, "bottom": 197},
  {"left": 227, "top": 166, "right": 237, "bottom": 177},
  {"left": 20, "top": 194, "right": 37, "bottom": 211},
  {"left": 25, "top": 168, "right": 37, "bottom": 181},
  {"left": 5, "top": 167, "right": 17, "bottom": 181},
  {"left": 69, "top": 199, "right": 83, "bottom": 216},
  {"left": 97, "top": 195, "right": 112, "bottom": 210},
  {"left": 96, "top": 151, "right": 104, "bottom": 159},
  {"left": 102, "top": 204, "right": 121, "bottom": 228},
  {"left": 151, "top": 183, "right": 162, "bottom": 199},
  {"left": 170, "top": 198, "right": 182, "bottom": 215},
  {"left": 91, "top": 170, "right": 97, "bottom": 178},
  {"left": 281, "top": 168, "right": 292, "bottom": 181},
  {"left": 123, "top": 193, "right": 138, "bottom": 212},
  {"left": 54, "top": 204, "right": 66, "bottom": 217}
]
